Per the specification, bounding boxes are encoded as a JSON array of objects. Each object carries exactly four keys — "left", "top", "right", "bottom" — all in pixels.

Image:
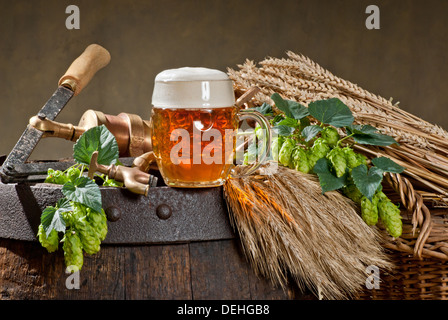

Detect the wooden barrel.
[{"left": 0, "top": 178, "right": 314, "bottom": 300}]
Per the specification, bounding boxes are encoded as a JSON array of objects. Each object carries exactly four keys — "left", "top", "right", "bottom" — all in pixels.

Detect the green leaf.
[
  {"left": 253, "top": 103, "right": 273, "bottom": 116},
  {"left": 298, "top": 117, "right": 311, "bottom": 132},
  {"left": 276, "top": 118, "right": 299, "bottom": 127},
  {"left": 345, "top": 124, "right": 378, "bottom": 135},
  {"left": 272, "top": 125, "right": 296, "bottom": 137},
  {"left": 301, "top": 125, "right": 323, "bottom": 142},
  {"left": 102, "top": 176, "right": 123, "bottom": 187},
  {"left": 73, "top": 125, "right": 119, "bottom": 166},
  {"left": 271, "top": 93, "right": 309, "bottom": 120},
  {"left": 346, "top": 124, "right": 399, "bottom": 146},
  {"left": 62, "top": 176, "right": 102, "bottom": 213},
  {"left": 351, "top": 164, "right": 384, "bottom": 201},
  {"left": 352, "top": 133, "right": 398, "bottom": 146},
  {"left": 308, "top": 98, "right": 354, "bottom": 127},
  {"left": 371, "top": 157, "right": 405, "bottom": 173},
  {"left": 313, "top": 158, "right": 348, "bottom": 193},
  {"left": 271, "top": 114, "right": 285, "bottom": 126},
  {"left": 55, "top": 197, "right": 73, "bottom": 212},
  {"left": 41, "top": 198, "right": 72, "bottom": 236}
]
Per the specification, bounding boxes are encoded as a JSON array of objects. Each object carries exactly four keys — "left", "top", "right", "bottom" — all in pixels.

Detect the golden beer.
[{"left": 151, "top": 106, "right": 238, "bottom": 187}]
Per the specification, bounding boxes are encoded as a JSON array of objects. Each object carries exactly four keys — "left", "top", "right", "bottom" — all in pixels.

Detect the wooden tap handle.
[
  {"left": 235, "top": 86, "right": 261, "bottom": 108},
  {"left": 58, "top": 44, "right": 111, "bottom": 96}
]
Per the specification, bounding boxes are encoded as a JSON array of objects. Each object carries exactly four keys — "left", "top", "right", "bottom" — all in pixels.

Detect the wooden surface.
[{"left": 0, "top": 238, "right": 314, "bottom": 300}]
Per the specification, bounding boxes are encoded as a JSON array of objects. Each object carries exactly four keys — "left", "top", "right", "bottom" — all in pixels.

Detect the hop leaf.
[
  {"left": 346, "top": 125, "right": 399, "bottom": 147},
  {"left": 40, "top": 198, "right": 72, "bottom": 236},
  {"left": 301, "top": 125, "right": 323, "bottom": 142},
  {"left": 271, "top": 93, "right": 310, "bottom": 120},
  {"left": 73, "top": 125, "right": 119, "bottom": 166},
  {"left": 313, "top": 158, "right": 348, "bottom": 193},
  {"left": 342, "top": 181, "right": 363, "bottom": 204},
  {"left": 371, "top": 157, "right": 405, "bottom": 173},
  {"left": 351, "top": 164, "right": 383, "bottom": 201},
  {"left": 62, "top": 176, "right": 102, "bottom": 213},
  {"left": 308, "top": 98, "right": 354, "bottom": 127}
]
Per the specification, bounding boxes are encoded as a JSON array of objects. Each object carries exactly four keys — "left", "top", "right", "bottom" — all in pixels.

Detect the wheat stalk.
[{"left": 224, "top": 164, "right": 393, "bottom": 300}]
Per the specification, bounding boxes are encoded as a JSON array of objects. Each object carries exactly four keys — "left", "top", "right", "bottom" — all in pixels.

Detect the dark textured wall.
[{"left": 1, "top": 0, "right": 447, "bottom": 160}]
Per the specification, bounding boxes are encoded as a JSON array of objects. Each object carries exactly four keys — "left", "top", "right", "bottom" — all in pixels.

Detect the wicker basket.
[
  {"left": 359, "top": 251, "right": 448, "bottom": 300},
  {"left": 355, "top": 172, "right": 448, "bottom": 300}
]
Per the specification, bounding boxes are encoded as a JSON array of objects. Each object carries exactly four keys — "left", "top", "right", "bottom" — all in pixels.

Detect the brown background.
[{"left": 0, "top": 0, "right": 447, "bottom": 160}]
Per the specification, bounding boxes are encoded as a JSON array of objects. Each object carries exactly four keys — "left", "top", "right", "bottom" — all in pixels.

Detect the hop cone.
[
  {"left": 37, "top": 224, "right": 59, "bottom": 253},
  {"left": 63, "top": 230, "right": 84, "bottom": 273},
  {"left": 360, "top": 196, "right": 379, "bottom": 226},
  {"left": 278, "top": 138, "right": 295, "bottom": 168},
  {"left": 378, "top": 199, "right": 403, "bottom": 238},
  {"left": 271, "top": 136, "right": 285, "bottom": 162},
  {"left": 75, "top": 217, "right": 101, "bottom": 255},
  {"left": 291, "top": 147, "right": 310, "bottom": 173},
  {"left": 44, "top": 169, "right": 69, "bottom": 185},
  {"left": 87, "top": 208, "right": 108, "bottom": 242},
  {"left": 327, "top": 147, "right": 347, "bottom": 177},
  {"left": 66, "top": 167, "right": 81, "bottom": 183},
  {"left": 321, "top": 127, "right": 340, "bottom": 147},
  {"left": 312, "top": 138, "right": 330, "bottom": 159},
  {"left": 308, "top": 138, "right": 330, "bottom": 170}
]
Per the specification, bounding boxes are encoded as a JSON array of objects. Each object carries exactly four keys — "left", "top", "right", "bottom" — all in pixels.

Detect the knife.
[{"left": 0, "top": 44, "right": 111, "bottom": 183}]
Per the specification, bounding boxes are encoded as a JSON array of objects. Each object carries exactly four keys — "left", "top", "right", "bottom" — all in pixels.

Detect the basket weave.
[
  {"left": 228, "top": 52, "right": 448, "bottom": 300},
  {"left": 355, "top": 172, "right": 448, "bottom": 300},
  {"left": 359, "top": 251, "right": 448, "bottom": 300}
]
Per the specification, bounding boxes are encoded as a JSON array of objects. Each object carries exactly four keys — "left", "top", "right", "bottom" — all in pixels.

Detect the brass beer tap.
[
  {"left": 88, "top": 151, "right": 158, "bottom": 196},
  {"left": 29, "top": 109, "right": 152, "bottom": 157}
]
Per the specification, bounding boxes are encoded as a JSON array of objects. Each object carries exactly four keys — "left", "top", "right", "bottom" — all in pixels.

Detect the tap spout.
[{"left": 88, "top": 151, "right": 157, "bottom": 196}]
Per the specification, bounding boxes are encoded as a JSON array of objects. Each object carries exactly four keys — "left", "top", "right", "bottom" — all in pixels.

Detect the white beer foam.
[{"left": 152, "top": 67, "right": 235, "bottom": 108}]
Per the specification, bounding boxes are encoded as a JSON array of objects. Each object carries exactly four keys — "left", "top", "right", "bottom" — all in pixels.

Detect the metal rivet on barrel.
[
  {"left": 156, "top": 204, "right": 172, "bottom": 220},
  {"left": 105, "top": 206, "right": 121, "bottom": 222}
]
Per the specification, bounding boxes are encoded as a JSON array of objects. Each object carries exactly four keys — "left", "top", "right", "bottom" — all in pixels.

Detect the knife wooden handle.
[{"left": 58, "top": 44, "right": 111, "bottom": 96}]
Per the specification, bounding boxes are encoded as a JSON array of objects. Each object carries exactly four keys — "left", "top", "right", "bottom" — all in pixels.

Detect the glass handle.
[{"left": 234, "top": 109, "right": 272, "bottom": 177}]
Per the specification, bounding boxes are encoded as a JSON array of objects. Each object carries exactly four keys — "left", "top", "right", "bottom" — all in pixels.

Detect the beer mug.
[{"left": 150, "top": 67, "right": 271, "bottom": 188}]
